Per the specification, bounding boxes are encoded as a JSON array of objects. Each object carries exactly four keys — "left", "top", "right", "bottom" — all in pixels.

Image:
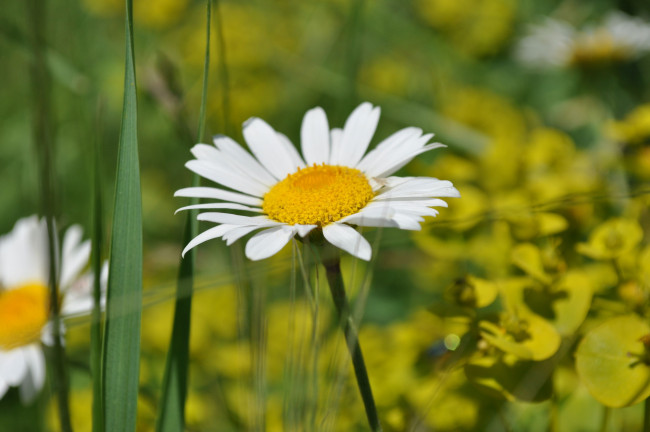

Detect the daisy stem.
[
  {"left": 324, "top": 253, "right": 382, "bottom": 432},
  {"left": 27, "top": 0, "right": 72, "bottom": 430}
]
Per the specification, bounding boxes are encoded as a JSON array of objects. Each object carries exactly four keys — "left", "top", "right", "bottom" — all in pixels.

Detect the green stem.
[
  {"left": 90, "top": 101, "right": 105, "bottom": 432},
  {"left": 27, "top": 0, "right": 72, "bottom": 430},
  {"left": 323, "top": 253, "right": 382, "bottom": 432},
  {"left": 644, "top": 397, "right": 650, "bottom": 431}
]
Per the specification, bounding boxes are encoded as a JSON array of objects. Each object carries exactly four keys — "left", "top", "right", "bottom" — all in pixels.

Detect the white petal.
[
  {"left": 175, "top": 186, "right": 263, "bottom": 206},
  {"left": 0, "top": 348, "right": 28, "bottom": 386},
  {"left": 175, "top": 203, "right": 263, "bottom": 214},
  {"left": 340, "top": 213, "right": 399, "bottom": 229},
  {"left": 331, "top": 103, "right": 380, "bottom": 167},
  {"left": 322, "top": 224, "right": 371, "bottom": 261},
  {"left": 19, "top": 345, "right": 45, "bottom": 404},
  {"left": 296, "top": 224, "right": 317, "bottom": 237},
  {"left": 243, "top": 117, "right": 300, "bottom": 180},
  {"left": 356, "top": 127, "right": 422, "bottom": 173},
  {"left": 301, "top": 107, "right": 330, "bottom": 165},
  {"left": 391, "top": 214, "right": 425, "bottom": 230},
  {"left": 0, "top": 216, "right": 49, "bottom": 288},
  {"left": 369, "top": 197, "right": 448, "bottom": 207},
  {"left": 182, "top": 224, "right": 236, "bottom": 257},
  {"left": 328, "top": 128, "right": 343, "bottom": 165},
  {"left": 190, "top": 143, "right": 221, "bottom": 162},
  {"left": 60, "top": 226, "right": 91, "bottom": 290},
  {"left": 186, "top": 160, "right": 268, "bottom": 197},
  {"left": 0, "top": 377, "right": 8, "bottom": 400},
  {"left": 340, "top": 205, "right": 399, "bottom": 228},
  {"left": 364, "top": 200, "right": 447, "bottom": 214},
  {"left": 213, "top": 135, "right": 277, "bottom": 186},
  {"left": 245, "top": 226, "right": 296, "bottom": 260},
  {"left": 223, "top": 224, "right": 277, "bottom": 246},
  {"left": 374, "top": 178, "right": 460, "bottom": 200},
  {"left": 276, "top": 133, "right": 306, "bottom": 172},
  {"left": 372, "top": 142, "right": 446, "bottom": 178},
  {"left": 197, "top": 213, "right": 274, "bottom": 226}
]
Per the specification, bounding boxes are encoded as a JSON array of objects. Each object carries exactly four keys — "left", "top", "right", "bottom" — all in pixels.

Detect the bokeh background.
[{"left": 2, "top": 0, "right": 650, "bottom": 430}]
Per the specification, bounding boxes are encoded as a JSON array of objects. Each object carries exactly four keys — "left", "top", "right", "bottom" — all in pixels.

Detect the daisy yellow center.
[
  {"left": 263, "top": 164, "right": 374, "bottom": 226},
  {"left": 0, "top": 283, "right": 49, "bottom": 350}
]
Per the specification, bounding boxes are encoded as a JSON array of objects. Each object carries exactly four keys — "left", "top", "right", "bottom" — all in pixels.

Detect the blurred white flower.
[
  {"left": 0, "top": 216, "right": 106, "bottom": 404},
  {"left": 515, "top": 12, "right": 650, "bottom": 68}
]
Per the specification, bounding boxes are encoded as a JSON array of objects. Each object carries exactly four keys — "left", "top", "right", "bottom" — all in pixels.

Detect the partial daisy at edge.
[
  {"left": 0, "top": 216, "right": 107, "bottom": 403},
  {"left": 175, "top": 102, "right": 460, "bottom": 261}
]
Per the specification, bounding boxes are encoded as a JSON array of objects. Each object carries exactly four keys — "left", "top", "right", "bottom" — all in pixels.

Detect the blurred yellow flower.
[
  {"left": 608, "top": 103, "right": 650, "bottom": 144},
  {"left": 577, "top": 218, "right": 643, "bottom": 260}
]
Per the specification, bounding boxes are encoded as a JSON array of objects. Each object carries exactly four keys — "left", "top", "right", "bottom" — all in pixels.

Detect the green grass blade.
[
  {"left": 156, "top": 1, "right": 212, "bottom": 430},
  {"left": 91, "top": 101, "right": 105, "bottom": 432},
  {"left": 101, "top": 0, "right": 142, "bottom": 429}
]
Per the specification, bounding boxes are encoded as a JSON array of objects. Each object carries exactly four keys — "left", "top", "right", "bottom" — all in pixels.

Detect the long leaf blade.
[{"left": 101, "top": 0, "right": 142, "bottom": 429}]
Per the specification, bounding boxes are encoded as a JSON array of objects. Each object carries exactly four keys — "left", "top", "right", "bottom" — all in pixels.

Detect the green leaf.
[
  {"left": 576, "top": 314, "right": 650, "bottom": 407},
  {"left": 101, "top": 0, "right": 142, "bottom": 430}
]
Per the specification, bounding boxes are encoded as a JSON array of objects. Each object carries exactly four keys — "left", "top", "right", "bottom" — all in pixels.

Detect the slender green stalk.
[
  {"left": 323, "top": 252, "right": 382, "bottom": 432},
  {"left": 26, "top": 0, "right": 72, "bottom": 430},
  {"left": 644, "top": 398, "right": 650, "bottom": 432},
  {"left": 343, "top": 0, "right": 365, "bottom": 110},
  {"left": 90, "top": 102, "right": 105, "bottom": 432},
  {"left": 214, "top": 0, "right": 230, "bottom": 133},
  {"left": 155, "top": 1, "right": 212, "bottom": 430}
]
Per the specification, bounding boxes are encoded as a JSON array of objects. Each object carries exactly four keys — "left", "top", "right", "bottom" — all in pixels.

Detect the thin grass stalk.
[
  {"left": 282, "top": 242, "right": 298, "bottom": 430},
  {"left": 155, "top": 0, "right": 212, "bottom": 430},
  {"left": 251, "top": 272, "right": 268, "bottom": 432},
  {"left": 90, "top": 101, "right": 105, "bottom": 432},
  {"left": 26, "top": 0, "right": 72, "bottom": 430},
  {"left": 101, "top": 0, "right": 142, "bottom": 428},
  {"left": 343, "top": 0, "right": 365, "bottom": 110},
  {"left": 214, "top": 0, "right": 230, "bottom": 132},
  {"left": 323, "top": 251, "right": 382, "bottom": 432}
]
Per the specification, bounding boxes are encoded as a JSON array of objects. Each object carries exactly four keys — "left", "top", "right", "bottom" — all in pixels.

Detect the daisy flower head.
[
  {"left": 176, "top": 102, "right": 460, "bottom": 261},
  {"left": 0, "top": 216, "right": 104, "bottom": 404}
]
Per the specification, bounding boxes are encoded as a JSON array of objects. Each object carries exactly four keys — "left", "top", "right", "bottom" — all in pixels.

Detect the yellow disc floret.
[
  {"left": 0, "top": 283, "right": 49, "bottom": 350},
  {"left": 263, "top": 164, "right": 374, "bottom": 226}
]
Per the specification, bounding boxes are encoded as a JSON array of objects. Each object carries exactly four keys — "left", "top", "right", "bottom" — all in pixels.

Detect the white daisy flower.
[
  {"left": 515, "top": 12, "right": 650, "bottom": 68},
  {"left": 0, "top": 216, "right": 105, "bottom": 404},
  {"left": 176, "top": 102, "right": 460, "bottom": 261}
]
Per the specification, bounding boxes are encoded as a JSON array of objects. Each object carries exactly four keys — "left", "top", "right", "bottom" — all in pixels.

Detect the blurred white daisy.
[
  {"left": 516, "top": 12, "right": 650, "bottom": 68},
  {"left": 176, "top": 102, "right": 460, "bottom": 261},
  {"left": 0, "top": 216, "right": 105, "bottom": 404}
]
